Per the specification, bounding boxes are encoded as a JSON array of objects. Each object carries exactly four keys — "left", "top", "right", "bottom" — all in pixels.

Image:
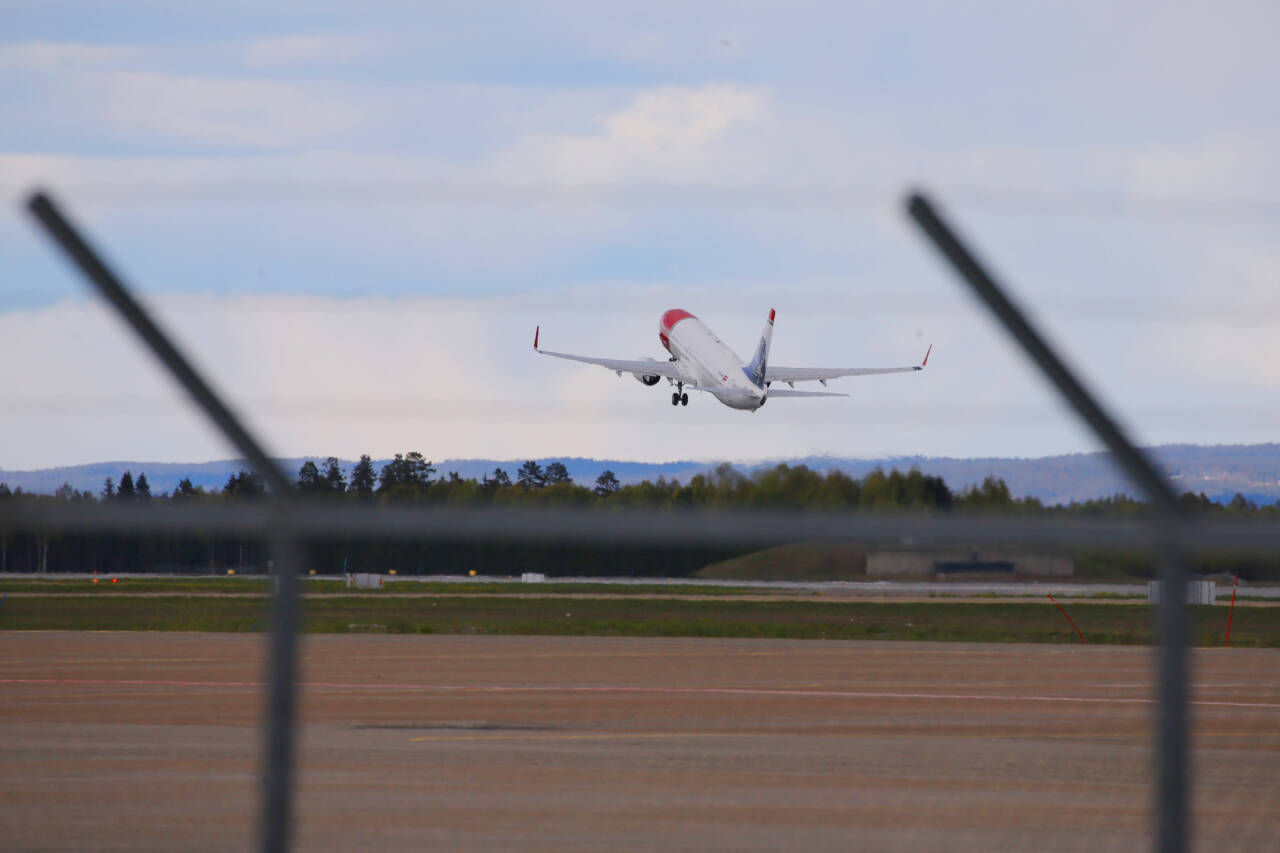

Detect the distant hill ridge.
[{"left": 2, "top": 443, "right": 1278, "bottom": 506}]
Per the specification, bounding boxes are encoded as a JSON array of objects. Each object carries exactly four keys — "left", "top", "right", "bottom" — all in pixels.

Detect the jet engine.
[{"left": 633, "top": 357, "right": 662, "bottom": 386}]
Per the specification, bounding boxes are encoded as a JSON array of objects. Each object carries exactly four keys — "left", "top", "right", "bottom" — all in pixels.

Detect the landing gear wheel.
[
  {"left": 680, "top": 393, "right": 689, "bottom": 406},
  {"left": 671, "top": 392, "right": 680, "bottom": 406}
]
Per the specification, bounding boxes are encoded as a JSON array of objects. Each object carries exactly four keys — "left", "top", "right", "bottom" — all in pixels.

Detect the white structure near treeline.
[
  {"left": 1147, "top": 581, "right": 1216, "bottom": 605},
  {"left": 345, "top": 573, "right": 384, "bottom": 590},
  {"left": 521, "top": 573, "right": 547, "bottom": 583}
]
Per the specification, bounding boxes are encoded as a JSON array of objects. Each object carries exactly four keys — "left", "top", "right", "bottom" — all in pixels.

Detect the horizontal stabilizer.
[
  {"left": 766, "top": 346, "right": 931, "bottom": 385},
  {"left": 767, "top": 389, "right": 848, "bottom": 398}
]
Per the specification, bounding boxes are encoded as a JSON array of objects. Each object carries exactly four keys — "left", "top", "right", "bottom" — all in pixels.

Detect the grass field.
[
  {"left": 0, "top": 577, "right": 785, "bottom": 597},
  {"left": 1, "top": 593, "right": 1274, "bottom": 646}
]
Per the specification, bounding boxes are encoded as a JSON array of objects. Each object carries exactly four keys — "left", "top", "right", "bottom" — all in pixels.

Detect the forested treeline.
[{"left": 1, "top": 454, "right": 1277, "bottom": 576}]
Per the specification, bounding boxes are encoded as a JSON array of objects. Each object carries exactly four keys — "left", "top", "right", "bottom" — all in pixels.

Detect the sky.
[{"left": 2, "top": 1, "right": 1278, "bottom": 471}]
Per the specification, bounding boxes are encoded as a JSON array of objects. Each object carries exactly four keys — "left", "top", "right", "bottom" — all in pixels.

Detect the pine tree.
[
  {"left": 102, "top": 477, "right": 115, "bottom": 500},
  {"left": 378, "top": 454, "right": 405, "bottom": 494},
  {"left": 136, "top": 473, "right": 152, "bottom": 501},
  {"left": 323, "top": 457, "right": 346, "bottom": 494},
  {"left": 173, "top": 477, "right": 199, "bottom": 499},
  {"left": 482, "top": 468, "right": 512, "bottom": 493},
  {"left": 117, "top": 471, "right": 136, "bottom": 501},
  {"left": 223, "top": 470, "right": 266, "bottom": 500},
  {"left": 349, "top": 455, "right": 376, "bottom": 498},
  {"left": 544, "top": 462, "right": 572, "bottom": 485},
  {"left": 516, "top": 460, "right": 546, "bottom": 490},
  {"left": 297, "top": 460, "right": 324, "bottom": 492},
  {"left": 594, "top": 470, "right": 620, "bottom": 497},
  {"left": 403, "top": 452, "right": 435, "bottom": 489}
]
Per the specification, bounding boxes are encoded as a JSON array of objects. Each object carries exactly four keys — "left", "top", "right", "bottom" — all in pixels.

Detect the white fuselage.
[{"left": 659, "top": 309, "right": 766, "bottom": 411}]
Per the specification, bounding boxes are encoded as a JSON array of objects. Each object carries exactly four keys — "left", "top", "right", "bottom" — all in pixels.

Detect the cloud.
[
  {"left": 242, "top": 35, "right": 374, "bottom": 69},
  {"left": 0, "top": 41, "right": 136, "bottom": 70},
  {"left": 93, "top": 71, "right": 365, "bottom": 148},
  {"left": 493, "top": 85, "right": 768, "bottom": 183}
]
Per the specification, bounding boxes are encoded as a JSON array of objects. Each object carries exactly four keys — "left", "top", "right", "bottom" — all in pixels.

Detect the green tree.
[
  {"left": 349, "top": 455, "right": 376, "bottom": 498},
  {"left": 403, "top": 452, "right": 435, "bottom": 488},
  {"left": 101, "top": 477, "right": 115, "bottom": 499},
  {"left": 173, "top": 477, "right": 200, "bottom": 499},
  {"left": 378, "top": 454, "right": 406, "bottom": 493},
  {"left": 1228, "top": 493, "right": 1255, "bottom": 512},
  {"left": 296, "top": 460, "right": 324, "bottom": 493},
  {"left": 323, "top": 457, "right": 346, "bottom": 494},
  {"left": 544, "top": 462, "right": 572, "bottom": 485},
  {"left": 957, "top": 475, "right": 1012, "bottom": 509},
  {"left": 594, "top": 470, "right": 620, "bottom": 497},
  {"left": 117, "top": 471, "right": 136, "bottom": 501},
  {"left": 136, "top": 473, "right": 151, "bottom": 501},
  {"left": 482, "top": 468, "right": 512, "bottom": 494},
  {"left": 378, "top": 452, "right": 435, "bottom": 497},
  {"left": 517, "top": 460, "right": 546, "bottom": 490},
  {"left": 223, "top": 470, "right": 266, "bottom": 500}
]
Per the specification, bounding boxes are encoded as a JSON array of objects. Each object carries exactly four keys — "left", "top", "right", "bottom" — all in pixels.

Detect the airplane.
[{"left": 534, "top": 308, "right": 929, "bottom": 411}]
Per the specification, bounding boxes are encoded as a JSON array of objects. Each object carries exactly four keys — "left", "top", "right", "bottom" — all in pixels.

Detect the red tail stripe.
[{"left": 660, "top": 308, "right": 695, "bottom": 333}]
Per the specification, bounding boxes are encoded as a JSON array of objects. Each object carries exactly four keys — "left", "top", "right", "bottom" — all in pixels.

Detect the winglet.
[
  {"left": 922, "top": 344, "right": 932, "bottom": 367},
  {"left": 534, "top": 326, "right": 540, "bottom": 350}
]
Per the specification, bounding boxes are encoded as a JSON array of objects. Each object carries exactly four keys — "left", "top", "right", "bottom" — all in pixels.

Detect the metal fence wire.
[{"left": 14, "top": 186, "right": 1270, "bottom": 853}]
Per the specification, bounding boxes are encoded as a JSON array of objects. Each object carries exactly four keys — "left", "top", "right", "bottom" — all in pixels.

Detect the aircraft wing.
[
  {"left": 766, "top": 345, "right": 931, "bottom": 385},
  {"left": 534, "top": 327, "right": 685, "bottom": 381}
]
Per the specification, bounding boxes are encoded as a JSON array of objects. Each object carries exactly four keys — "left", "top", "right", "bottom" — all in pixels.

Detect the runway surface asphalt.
[{"left": 1, "top": 632, "right": 1277, "bottom": 852}]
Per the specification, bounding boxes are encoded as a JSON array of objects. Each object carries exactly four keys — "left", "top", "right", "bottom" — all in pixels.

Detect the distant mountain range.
[{"left": 3, "top": 443, "right": 1278, "bottom": 506}]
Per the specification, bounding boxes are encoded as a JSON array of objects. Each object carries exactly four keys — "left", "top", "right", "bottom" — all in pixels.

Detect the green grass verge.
[
  {"left": 0, "top": 577, "right": 283, "bottom": 594},
  {"left": 0, "top": 577, "right": 780, "bottom": 597},
  {"left": 698, "top": 543, "right": 867, "bottom": 580},
  {"left": 1, "top": 596, "right": 1275, "bottom": 646}
]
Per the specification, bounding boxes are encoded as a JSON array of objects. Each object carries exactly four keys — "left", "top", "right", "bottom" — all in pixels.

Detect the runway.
[{"left": 1, "top": 632, "right": 1277, "bottom": 851}]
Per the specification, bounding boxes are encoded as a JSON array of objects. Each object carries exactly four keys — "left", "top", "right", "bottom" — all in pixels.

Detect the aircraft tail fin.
[{"left": 745, "top": 308, "right": 774, "bottom": 388}]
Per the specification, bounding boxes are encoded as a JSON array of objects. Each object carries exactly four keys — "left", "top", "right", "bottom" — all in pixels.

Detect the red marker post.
[
  {"left": 1048, "top": 594, "right": 1087, "bottom": 644},
  {"left": 1225, "top": 575, "right": 1239, "bottom": 647}
]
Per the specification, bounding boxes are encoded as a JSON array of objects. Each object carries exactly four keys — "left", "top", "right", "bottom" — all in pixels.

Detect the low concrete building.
[{"left": 345, "top": 573, "right": 385, "bottom": 589}]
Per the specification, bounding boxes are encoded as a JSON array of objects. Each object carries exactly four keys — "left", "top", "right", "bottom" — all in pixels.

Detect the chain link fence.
[{"left": 7, "top": 187, "right": 1279, "bottom": 852}]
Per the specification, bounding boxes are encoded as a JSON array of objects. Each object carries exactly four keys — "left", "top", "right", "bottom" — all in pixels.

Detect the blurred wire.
[{"left": 6, "top": 499, "right": 1280, "bottom": 554}]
